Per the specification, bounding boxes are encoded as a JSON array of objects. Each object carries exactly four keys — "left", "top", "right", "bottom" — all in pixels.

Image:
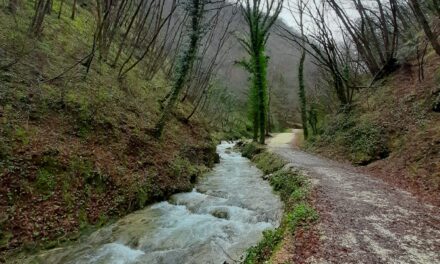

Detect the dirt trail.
[{"left": 267, "top": 131, "right": 440, "bottom": 264}]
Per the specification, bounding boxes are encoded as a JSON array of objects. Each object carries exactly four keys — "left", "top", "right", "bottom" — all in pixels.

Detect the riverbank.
[
  {"left": 0, "top": 3, "right": 220, "bottom": 258},
  {"left": 238, "top": 142, "right": 318, "bottom": 263},
  {"left": 7, "top": 142, "right": 282, "bottom": 264}
]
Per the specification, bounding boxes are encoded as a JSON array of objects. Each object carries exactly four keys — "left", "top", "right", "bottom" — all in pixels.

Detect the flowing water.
[{"left": 22, "top": 142, "right": 283, "bottom": 264}]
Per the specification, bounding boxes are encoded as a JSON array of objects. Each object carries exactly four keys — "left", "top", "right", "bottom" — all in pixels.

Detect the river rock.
[
  {"left": 262, "top": 173, "right": 272, "bottom": 180},
  {"left": 211, "top": 209, "right": 229, "bottom": 219}
]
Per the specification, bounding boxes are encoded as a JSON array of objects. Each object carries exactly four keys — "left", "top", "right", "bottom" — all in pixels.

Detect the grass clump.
[
  {"left": 252, "top": 152, "right": 285, "bottom": 175},
  {"left": 35, "top": 169, "right": 56, "bottom": 195},
  {"left": 286, "top": 203, "right": 318, "bottom": 233},
  {"left": 242, "top": 229, "right": 284, "bottom": 264},
  {"left": 269, "top": 169, "right": 307, "bottom": 202}
]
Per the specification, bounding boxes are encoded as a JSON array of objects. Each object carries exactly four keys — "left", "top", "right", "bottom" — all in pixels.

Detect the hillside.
[
  {"left": 1, "top": 0, "right": 440, "bottom": 263},
  {"left": 306, "top": 55, "right": 440, "bottom": 205},
  {"left": 0, "top": 1, "right": 218, "bottom": 255}
]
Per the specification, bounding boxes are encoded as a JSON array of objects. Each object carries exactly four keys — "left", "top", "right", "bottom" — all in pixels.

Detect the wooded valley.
[{"left": 0, "top": 0, "right": 439, "bottom": 263}]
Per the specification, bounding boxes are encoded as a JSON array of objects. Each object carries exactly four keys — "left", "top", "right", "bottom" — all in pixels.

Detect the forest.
[{"left": 0, "top": 0, "right": 439, "bottom": 263}]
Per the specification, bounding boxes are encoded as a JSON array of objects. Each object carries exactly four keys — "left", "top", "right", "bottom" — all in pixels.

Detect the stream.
[{"left": 22, "top": 142, "right": 283, "bottom": 264}]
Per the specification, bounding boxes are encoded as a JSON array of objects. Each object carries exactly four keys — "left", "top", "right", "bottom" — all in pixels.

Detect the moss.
[
  {"left": 14, "top": 126, "right": 30, "bottom": 145},
  {"left": 269, "top": 169, "right": 307, "bottom": 203},
  {"left": 240, "top": 141, "right": 264, "bottom": 159},
  {"left": 0, "top": 231, "right": 13, "bottom": 249},
  {"left": 252, "top": 152, "right": 285, "bottom": 174},
  {"left": 307, "top": 113, "right": 389, "bottom": 165},
  {"left": 346, "top": 121, "right": 388, "bottom": 165},
  {"left": 135, "top": 184, "right": 151, "bottom": 209}
]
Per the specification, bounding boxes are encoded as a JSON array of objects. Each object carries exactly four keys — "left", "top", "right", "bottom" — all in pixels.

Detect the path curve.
[{"left": 267, "top": 131, "right": 440, "bottom": 264}]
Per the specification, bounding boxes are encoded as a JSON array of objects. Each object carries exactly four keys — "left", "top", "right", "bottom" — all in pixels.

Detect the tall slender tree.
[
  {"left": 296, "top": 0, "right": 308, "bottom": 139},
  {"left": 29, "top": 0, "right": 51, "bottom": 37},
  {"left": 239, "top": 0, "right": 284, "bottom": 144},
  {"left": 154, "top": 0, "right": 206, "bottom": 138}
]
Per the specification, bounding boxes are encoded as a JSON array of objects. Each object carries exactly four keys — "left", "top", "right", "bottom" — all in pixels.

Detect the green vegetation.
[
  {"left": 0, "top": 0, "right": 221, "bottom": 254},
  {"left": 242, "top": 229, "right": 284, "bottom": 264},
  {"left": 286, "top": 203, "right": 318, "bottom": 233},
  {"left": 307, "top": 113, "right": 388, "bottom": 165},
  {"left": 252, "top": 152, "right": 286, "bottom": 175},
  {"left": 35, "top": 169, "right": 56, "bottom": 195},
  {"left": 239, "top": 142, "right": 318, "bottom": 263},
  {"left": 154, "top": 0, "right": 205, "bottom": 138},
  {"left": 238, "top": 0, "right": 283, "bottom": 144}
]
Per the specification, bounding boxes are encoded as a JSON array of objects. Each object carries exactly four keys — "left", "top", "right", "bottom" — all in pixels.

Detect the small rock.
[
  {"left": 211, "top": 210, "right": 229, "bottom": 219},
  {"left": 262, "top": 173, "right": 272, "bottom": 180},
  {"left": 282, "top": 163, "right": 296, "bottom": 171},
  {"left": 214, "top": 153, "right": 220, "bottom": 163}
]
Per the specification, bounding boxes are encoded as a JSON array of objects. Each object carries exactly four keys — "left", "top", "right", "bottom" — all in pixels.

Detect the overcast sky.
[{"left": 278, "top": 0, "right": 359, "bottom": 37}]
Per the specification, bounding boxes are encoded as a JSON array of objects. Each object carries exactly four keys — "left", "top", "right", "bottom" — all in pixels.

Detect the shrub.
[
  {"left": 269, "top": 169, "right": 305, "bottom": 201},
  {"left": 36, "top": 169, "right": 56, "bottom": 194},
  {"left": 14, "top": 126, "right": 30, "bottom": 145},
  {"left": 345, "top": 121, "right": 388, "bottom": 165},
  {"left": 242, "top": 229, "right": 284, "bottom": 264},
  {"left": 286, "top": 203, "right": 318, "bottom": 233},
  {"left": 170, "top": 156, "right": 199, "bottom": 179},
  {"left": 135, "top": 184, "right": 151, "bottom": 209},
  {"left": 240, "top": 142, "right": 264, "bottom": 159},
  {"left": 309, "top": 112, "right": 389, "bottom": 165}
]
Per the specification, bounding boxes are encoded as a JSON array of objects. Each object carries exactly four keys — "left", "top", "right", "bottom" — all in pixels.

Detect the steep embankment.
[
  {"left": 0, "top": 2, "right": 217, "bottom": 257},
  {"left": 307, "top": 57, "right": 440, "bottom": 205}
]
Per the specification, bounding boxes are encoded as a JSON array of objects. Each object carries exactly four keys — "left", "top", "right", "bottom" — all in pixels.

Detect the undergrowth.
[
  {"left": 0, "top": 2, "right": 218, "bottom": 255},
  {"left": 306, "top": 112, "right": 389, "bottom": 165}
]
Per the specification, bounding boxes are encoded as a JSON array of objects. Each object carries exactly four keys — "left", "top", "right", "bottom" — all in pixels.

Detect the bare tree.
[{"left": 410, "top": 0, "right": 440, "bottom": 56}]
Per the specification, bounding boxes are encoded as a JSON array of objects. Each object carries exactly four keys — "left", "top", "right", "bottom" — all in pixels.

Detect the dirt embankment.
[
  {"left": 0, "top": 112, "right": 218, "bottom": 257},
  {"left": 0, "top": 4, "right": 219, "bottom": 257},
  {"left": 307, "top": 57, "right": 440, "bottom": 206}
]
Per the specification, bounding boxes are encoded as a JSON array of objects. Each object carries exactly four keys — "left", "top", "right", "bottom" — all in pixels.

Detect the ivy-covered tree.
[
  {"left": 154, "top": 0, "right": 208, "bottom": 138},
  {"left": 238, "top": 0, "right": 283, "bottom": 144}
]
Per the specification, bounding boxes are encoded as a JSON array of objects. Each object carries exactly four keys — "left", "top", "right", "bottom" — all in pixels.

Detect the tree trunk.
[
  {"left": 154, "top": 0, "right": 203, "bottom": 138},
  {"left": 254, "top": 50, "right": 267, "bottom": 144},
  {"left": 58, "top": 0, "right": 64, "bottom": 18},
  {"left": 71, "top": 0, "right": 77, "bottom": 20},
  {"left": 298, "top": 49, "right": 308, "bottom": 140},
  {"left": 29, "top": 0, "right": 51, "bottom": 37},
  {"left": 8, "top": 0, "right": 18, "bottom": 13},
  {"left": 410, "top": 0, "right": 440, "bottom": 56},
  {"left": 253, "top": 112, "right": 259, "bottom": 142},
  {"left": 432, "top": 0, "right": 440, "bottom": 17}
]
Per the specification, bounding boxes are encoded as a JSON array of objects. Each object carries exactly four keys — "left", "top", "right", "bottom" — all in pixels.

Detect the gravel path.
[{"left": 267, "top": 132, "right": 440, "bottom": 264}]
